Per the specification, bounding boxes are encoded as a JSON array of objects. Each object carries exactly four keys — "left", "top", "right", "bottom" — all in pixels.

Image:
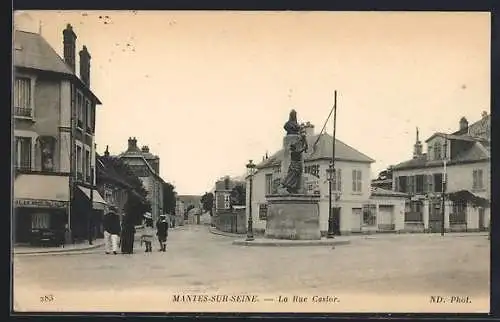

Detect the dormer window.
[{"left": 434, "top": 143, "right": 442, "bottom": 160}]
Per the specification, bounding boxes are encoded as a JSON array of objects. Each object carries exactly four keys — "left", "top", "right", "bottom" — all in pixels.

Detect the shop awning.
[
  {"left": 14, "top": 174, "right": 69, "bottom": 208},
  {"left": 77, "top": 186, "right": 108, "bottom": 210}
]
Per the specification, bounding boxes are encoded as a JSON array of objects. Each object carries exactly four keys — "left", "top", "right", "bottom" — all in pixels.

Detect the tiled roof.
[
  {"left": 257, "top": 133, "right": 374, "bottom": 169},
  {"left": 14, "top": 30, "right": 74, "bottom": 75},
  {"left": 14, "top": 30, "right": 102, "bottom": 105}
]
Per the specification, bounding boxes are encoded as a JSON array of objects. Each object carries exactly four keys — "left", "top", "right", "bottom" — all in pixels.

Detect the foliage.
[
  {"left": 98, "top": 155, "right": 151, "bottom": 226},
  {"left": 230, "top": 184, "right": 246, "bottom": 206},
  {"left": 200, "top": 192, "right": 214, "bottom": 216},
  {"left": 162, "top": 182, "right": 176, "bottom": 215},
  {"left": 377, "top": 167, "right": 393, "bottom": 180}
]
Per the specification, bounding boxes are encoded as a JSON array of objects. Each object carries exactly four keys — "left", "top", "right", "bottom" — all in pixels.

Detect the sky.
[{"left": 13, "top": 11, "right": 490, "bottom": 195}]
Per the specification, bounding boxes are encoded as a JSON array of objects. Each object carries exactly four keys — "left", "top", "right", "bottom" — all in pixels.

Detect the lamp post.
[
  {"left": 326, "top": 165, "right": 335, "bottom": 238},
  {"left": 327, "top": 90, "right": 338, "bottom": 238},
  {"left": 246, "top": 160, "right": 256, "bottom": 241}
]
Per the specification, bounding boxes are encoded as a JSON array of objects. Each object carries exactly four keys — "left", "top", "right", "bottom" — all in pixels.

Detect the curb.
[
  {"left": 232, "top": 239, "right": 351, "bottom": 247},
  {"left": 208, "top": 227, "right": 246, "bottom": 238},
  {"left": 14, "top": 242, "right": 105, "bottom": 256}
]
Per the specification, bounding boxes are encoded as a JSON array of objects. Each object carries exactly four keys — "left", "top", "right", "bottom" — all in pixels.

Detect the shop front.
[
  {"left": 71, "top": 185, "right": 107, "bottom": 242},
  {"left": 14, "top": 174, "right": 70, "bottom": 245}
]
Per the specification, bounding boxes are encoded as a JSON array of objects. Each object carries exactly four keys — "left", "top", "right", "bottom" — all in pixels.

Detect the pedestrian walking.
[
  {"left": 140, "top": 212, "right": 155, "bottom": 253},
  {"left": 156, "top": 214, "right": 169, "bottom": 252},
  {"left": 103, "top": 207, "right": 121, "bottom": 255}
]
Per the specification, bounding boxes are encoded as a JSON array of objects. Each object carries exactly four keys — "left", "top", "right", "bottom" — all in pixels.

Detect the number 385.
[{"left": 40, "top": 295, "right": 54, "bottom": 303}]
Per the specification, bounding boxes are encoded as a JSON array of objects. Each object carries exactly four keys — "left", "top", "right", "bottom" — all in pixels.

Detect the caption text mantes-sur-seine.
[{"left": 172, "top": 295, "right": 340, "bottom": 304}]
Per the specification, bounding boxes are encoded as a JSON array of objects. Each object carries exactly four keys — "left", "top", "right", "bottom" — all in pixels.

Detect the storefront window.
[{"left": 31, "top": 212, "right": 50, "bottom": 229}]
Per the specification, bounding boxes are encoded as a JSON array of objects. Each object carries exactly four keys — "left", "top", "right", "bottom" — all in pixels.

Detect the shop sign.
[
  {"left": 15, "top": 198, "right": 67, "bottom": 209},
  {"left": 259, "top": 203, "right": 268, "bottom": 220}
]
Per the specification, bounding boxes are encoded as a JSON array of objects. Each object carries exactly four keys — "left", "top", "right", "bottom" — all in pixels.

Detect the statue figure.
[
  {"left": 39, "top": 136, "right": 55, "bottom": 172},
  {"left": 281, "top": 131, "right": 308, "bottom": 194},
  {"left": 284, "top": 109, "right": 301, "bottom": 135}
]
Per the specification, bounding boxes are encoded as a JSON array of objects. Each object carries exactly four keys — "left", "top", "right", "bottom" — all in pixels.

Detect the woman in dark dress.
[{"left": 120, "top": 214, "right": 136, "bottom": 254}]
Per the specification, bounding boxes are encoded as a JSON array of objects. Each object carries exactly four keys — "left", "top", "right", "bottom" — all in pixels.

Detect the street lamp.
[
  {"left": 326, "top": 164, "right": 335, "bottom": 238},
  {"left": 246, "top": 160, "right": 256, "bottom": 241}
]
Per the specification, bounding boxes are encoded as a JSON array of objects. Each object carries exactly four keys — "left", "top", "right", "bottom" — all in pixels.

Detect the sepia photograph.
[{"left": 12, "top": 10, "right": 490, "bottom": 313}]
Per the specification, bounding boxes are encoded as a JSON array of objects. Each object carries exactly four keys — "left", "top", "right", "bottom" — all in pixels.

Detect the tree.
[
  {"left": 230, "top": 184, "right": 246, "bottom": 206},
  {"left": 201, "top": 192, "right": 214, "bottom": 216},
  {"left": 162, "top": 182, "right": 176, "bottom": 215},
  {"left": 99, "top": 155, "right": 151, "bottom": 226}
]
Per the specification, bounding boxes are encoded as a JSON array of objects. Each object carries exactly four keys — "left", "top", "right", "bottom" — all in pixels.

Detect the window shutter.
[
  {"left": 352, "top": 170, "right": 356, "bottom": 192},
  {"left": 479, "top": 169, "right": 483, "bottom": 189},
  {"left": 427, "top": 174, "right": 433, "bottom": 193},
  {"left": 395, "top": 176, "right": 399, "bottom": 192}
]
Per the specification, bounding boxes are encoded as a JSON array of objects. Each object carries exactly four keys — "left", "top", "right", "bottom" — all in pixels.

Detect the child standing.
[{"left": 140, "top": 212, "right": 155, "bottom": 253}]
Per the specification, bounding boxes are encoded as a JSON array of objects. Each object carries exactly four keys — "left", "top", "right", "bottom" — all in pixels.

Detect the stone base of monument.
[
  {"left": 231, "top": 238, "right": 350, "bottom": 247},
  {"left": 264, "top": 194, "right": 321, "bottom": 240}
]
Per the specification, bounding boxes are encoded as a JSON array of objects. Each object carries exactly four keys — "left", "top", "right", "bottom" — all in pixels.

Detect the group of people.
[{"left": 102, "top": 206, "right": 169, "bottom": 255}]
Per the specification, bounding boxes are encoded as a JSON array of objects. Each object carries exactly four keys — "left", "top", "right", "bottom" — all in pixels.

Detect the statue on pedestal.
[{"left": 280, "top": 110, "right": 308, "bottom": 194}]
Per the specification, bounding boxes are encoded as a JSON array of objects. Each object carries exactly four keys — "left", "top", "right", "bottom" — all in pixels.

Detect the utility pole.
[
  {"left": 89, "top": 166, "right": 94, "bottom": 245},
  {"left": 67, "top": 83, "right": 75, "bottom": 244},
  {"left": 441, "top": 139, "right": 448, "bottom": 236}
]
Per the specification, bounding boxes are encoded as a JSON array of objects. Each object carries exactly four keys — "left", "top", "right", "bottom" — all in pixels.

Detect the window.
[
  {"left": 85, "top": 100, "right": 92, "bottom": 131},
  {"left": 76, "top": 92, "right": 83, "bottom": 128},
  {"left": 14, "top": 77, "right": 32, "bottom": 117},
  {"left": 352, "top": 169, "right": 362, "bottom": 192},
  {"left": 76, "top": 146, "right": 83, "bottom": 179},
  {"left": 265, "top": 173, "right": 273, "bottom": 195},
  {"left": 407, "top": 176, "right": 415, "bottom": 194},
  {"left": 304, "top": 164, "right": 320, "bottom": 178},
  {"left": 450, "top": 201, "right": 467, "bottom": 224},
  {"left": 332, "top": 168, "right": 342, "bottom": 191},
  {"left": 427, "top": 145, "right": 432, "bottom": 160},
  {"left": 362, "top": 204, "right": 377, "bottom": 226},
  {"left": 14, "top": 137, "right": 32, "bottom": 170},
  {"left": 434, "top": 143, "right": 442, "bottom": 160},
  {"left": 397, "top": 176, "right": 407, "bottom": 193},
  {"left": 31, "top": 212, "right": 50, "bottom": 229},
  {"left": 415, "top": 175, "right": 424, "bottom": 193},
  {"left": 85, "top": 150, "right": 91, "bottom": 182},
  {"left": 223, "top": 194, "right": 231, "bottom": 209},
  {"left": 473, "top": 169, "right": 484, "bottom": 190},
  {"left": 433, "top": 173, "right": 446, "bottom": 192},
  {"left": 425, "top": 174, "right": 434, "bottom": 193}
]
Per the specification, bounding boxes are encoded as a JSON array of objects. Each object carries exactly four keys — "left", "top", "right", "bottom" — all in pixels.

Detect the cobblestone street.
[{"left": 13, "top": 226, "right": 490, "bottom": 312}]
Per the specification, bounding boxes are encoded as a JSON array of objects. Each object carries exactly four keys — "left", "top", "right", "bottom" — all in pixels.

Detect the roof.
[
  {"left": 14, "top": 30, "right": 102, "bottom": 105},
  {"left": 257, "top": 133, "right": 374, "bottom": 169},
  {"left": 118, "top": 153, "right": 165, "bottom": 183},
  {"left": 452, "top": 114, "right": 491, "bottom": 138},
  {"left": 425, "top": 132, "right": 489, "bottom": 144},
  {"left": 370, "top": 187, "right": 409, "bottom": 198},
  {"left": 177, "top": 195, "right": 201, "bottom": 206}
]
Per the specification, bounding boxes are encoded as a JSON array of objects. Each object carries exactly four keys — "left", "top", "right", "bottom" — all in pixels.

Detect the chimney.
[
  {"left": 141, "top": 145, "right": 150, "bottom": 153},
  {"left": 302, "top": 122, "right": 315, "bottom": 136},
  {"left": 459, "top": 117, "right": 469, "bottom": 132},
  {"left": 63, "top": 24, "right": 77, "bottom": 72},
  {"left": 79, "top": 45, "right": 91, "bottom": 87},
  {"left": 127, "top": 137, "right": 139, "bottom": 151},
  {"left": 482, "top": 111, "right": 488, "bottom": 119},
  {"left": 104, "top": 145, "right": 110, "bottom": 157}
]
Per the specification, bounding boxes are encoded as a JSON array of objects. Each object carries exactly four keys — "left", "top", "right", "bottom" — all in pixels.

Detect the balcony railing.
[
  {"left": 86, "top": 125, "right": 93, "bottom": 134},
  {"left": 77, "top": 120, "right": 83, "bottom": 129},
  {"left": 76, "top": 172, "right": 83, "bottom": 181},
  {"left": 86, "top": 175, "right": 92, "bottom": 183},
  {"left": 15, "top": 163, "right": 32, "bottom": 171},
  {"left": 14, "top": 107, "right": 32, "bottom": 117}
]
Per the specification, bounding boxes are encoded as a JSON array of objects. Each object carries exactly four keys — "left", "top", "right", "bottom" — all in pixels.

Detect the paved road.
[{"left": 13, "top": 226, "right": 489, "bottom": 312}]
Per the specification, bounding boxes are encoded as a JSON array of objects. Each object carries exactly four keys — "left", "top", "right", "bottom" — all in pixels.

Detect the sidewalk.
[
  {"left": 209, "top": 226, "right": 488, "bottom": 241},
  {"left": 13, "top": 239, "right": 105, "bottom": 256}
]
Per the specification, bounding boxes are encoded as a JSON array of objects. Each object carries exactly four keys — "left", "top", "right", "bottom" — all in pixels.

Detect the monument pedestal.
[{"left": 265, "top": 194, "right": 321, "bottom": 240}]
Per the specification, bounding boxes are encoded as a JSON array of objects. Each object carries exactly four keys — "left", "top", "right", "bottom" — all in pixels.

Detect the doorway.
[
  {"left": 332, "top": 207, "right": 341, "bottom": 235},
  {"left": 352, "top": 208, "right": 362, "bottom": 232},
  {"left": 478, "top": 207, "right": 486, "bottom": 231}
]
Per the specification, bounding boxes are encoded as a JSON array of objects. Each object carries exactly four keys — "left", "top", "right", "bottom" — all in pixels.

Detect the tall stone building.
[
  {"left": 118, "top": 137, "right": 164, "bottom": 222},
  {"left": 13, "top": 24, "right": 106, "bottom": 244}
]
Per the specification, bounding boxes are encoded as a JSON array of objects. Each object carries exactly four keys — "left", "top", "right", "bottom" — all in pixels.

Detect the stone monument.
[{"left": 264, "top": 109, "right": 321, "bottom": 240}]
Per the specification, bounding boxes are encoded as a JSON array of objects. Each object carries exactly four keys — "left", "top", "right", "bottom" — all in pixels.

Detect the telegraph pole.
[
  {"left": 89, "top": 166, "right": 94, "bottom": 245},
  {"left": 441, "top": 139, "right": 448, "bottom": 236}
]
